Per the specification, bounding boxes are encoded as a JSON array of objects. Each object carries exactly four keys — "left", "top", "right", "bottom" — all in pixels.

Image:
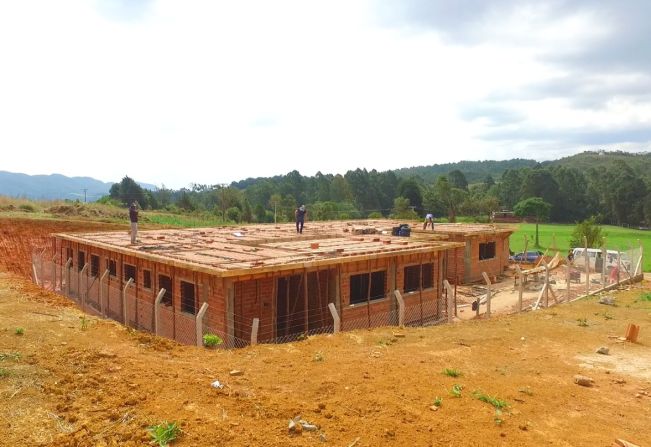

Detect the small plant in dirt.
[
  {"left": 494, "top": 409, "right": 504, "bottom": 426},
  {"left": 80, "top": 316, "right": 89, "bottom": 331},
  {"left": 147, "top": 421, "right": 181, "bottom": 447},
  {"left": 0, "top": 368, "right": 9, "bottom": 378},
  {"left": 14, "top": 328, "right": 24, "bottom": 336},
  {"left": 639, "top": 293, "right": 651, "bottom": 302},
  {"left": 602, "top": 312, "right": 614, "bottom": 320},
  {"left": 433, "top": 397, "right": 443, "bottom": 407},
  {"left": 473, "top": 391, "right": 509, "bottom": 409},
  {"left": 450, "top": 384, "right": 463, "bottom": 398},
  {"left": 0, "top": 352, "right": 21, "bottom": 362},
  {"left": 442, "top": 368, "right": 461, "bottom": 378},
  {"left": 377, "top": 337, "right": 397, "bottom": 347},
  {"left": 313, "top": 351, "right": 324, "bottom": 362},
  {"left": 577, "top": 318, "right": 588, "bottom": 327},
  {"left": 202, "top": 333, "right": 223, "bottom": 348}
]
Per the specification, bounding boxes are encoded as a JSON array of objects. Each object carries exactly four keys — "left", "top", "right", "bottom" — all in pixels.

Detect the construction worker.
[
  {"left": 129, "top": 202, "right": 139, "bottom": 244},
  {"left": 423, "top": 213, "right": 434, "bottom": 230},
  {"left": 295, "top": 205, "right": 306, "bottom": 234}
]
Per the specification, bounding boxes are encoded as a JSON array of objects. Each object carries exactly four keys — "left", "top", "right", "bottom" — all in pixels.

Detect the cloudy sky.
[{"left": 1, "top": 0, "right": 650, "bottom": 189}]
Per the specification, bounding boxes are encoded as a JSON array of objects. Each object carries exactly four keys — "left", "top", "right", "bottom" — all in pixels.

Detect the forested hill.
[
  {"left": 393, "top": 159, "right": 538, "bottom": 184},
  {"left": 544, "top": 150, "right": 651, "bottom": 178}
]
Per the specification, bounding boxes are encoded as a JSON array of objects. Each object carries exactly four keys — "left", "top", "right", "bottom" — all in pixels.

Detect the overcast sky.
[{"left": 1, "top": 0, "right": 650, "bottom": 189}]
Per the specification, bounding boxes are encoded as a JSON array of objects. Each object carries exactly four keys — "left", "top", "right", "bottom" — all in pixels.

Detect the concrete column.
[
  {"left": 250, "top": 317, "right": 259, "bottom": 345},
  {"left": 122, "top": 278, "right": 134, "bottom": 325},
  {"left": 393, "top": 290, "right": 405, "bottom": 327},
  {"left": 154, "top": 288, "right": 166, "bottom": 336},
  {"left": 99, "top": 269, "right": 109, "bottom": 316},
  {"left": 443, "top": 280, "right": 455, "bottom": 323},
  {"left": 328, "top": 303, "right": 340, "bottom": 333},
  {"left": 482, "top": 272, "right": 491, "bottom": 318},
  {"left": 196, "top": 302, "right": 209, "bottom": 347}
]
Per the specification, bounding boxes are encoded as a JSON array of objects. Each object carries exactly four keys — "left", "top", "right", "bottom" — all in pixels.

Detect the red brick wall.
[{"left": 445, "top": 234, "right": 510, "bottom": 283}]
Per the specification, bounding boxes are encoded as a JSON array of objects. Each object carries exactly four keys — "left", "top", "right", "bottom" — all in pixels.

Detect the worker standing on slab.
[
  {"left": 129, "top": 202, "right": 139, "bottom": 244},
  {"left": 423, "top": 213, "right": 434, "bottom": 230},
  {"left": 295, "top": 205, "right": 306, "bottom": 234}
]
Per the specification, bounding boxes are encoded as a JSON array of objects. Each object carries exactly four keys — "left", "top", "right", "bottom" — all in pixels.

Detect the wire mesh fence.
[{"left": 30, "top": 244, "right": 643, "bottom": 349}]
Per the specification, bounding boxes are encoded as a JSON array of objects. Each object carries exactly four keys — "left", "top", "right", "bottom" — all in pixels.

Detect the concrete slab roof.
[{"left": 54, "top": 220, "right": 510, "bottom": 277}]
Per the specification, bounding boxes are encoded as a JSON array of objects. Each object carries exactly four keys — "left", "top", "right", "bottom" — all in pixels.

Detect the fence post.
[
  {"left": 32, "top": 262, "right": 40, "bottom": 286},
  {"left": 328, "top": 303, "right": 341, "bottom": 333},
  {"left": 393, "top": 290, "right": 405, "bottom": 327},
  {"left": 584, "top": 237, "right": 589, "bottom": 296},
  {"left": 250, "top": 317, "right": 259, "bottom": 346},
  {"left": 566, "top": 262, "right": 571, "bottom": 302},
  {"left": 154, "top": 288, "right": 166, "bottom": 336},
  {"left": 443, "top": 280, "right": 455, "bottom": 322},
  {"left": 64, "top": 258, "right": 72, "bottom": 297},
  {"left": 617, "top": 251, "right": 622, "bottom": 285},
  {"left": 80, "top": 263, "right": 89, "bottom": 309},
  {"left": 196, "top": 302, "right": 209, "bottom": 347},
  {"left": 482, "top": 272, "right": 492, "bottom": 318},
  {"left": 515, "top": 265, "right": 524, "bottom": 312},
  {"left": 122, "top": 278, "right": 133, "bottom": 325},
  {"left": 543, "top": 264, "right": 549, "bottom": 308},
  {"left": 51, "top": 255, "right": 57, "bottom": 291},
  {"left": 99, "top": 269, "right": 109, "bottom": 315},
  {"left": 600, "top": 239, "right": 607, "bottom": 286},
  {"left": 635, "top": 240, "right": 643, "bottom": 276}
]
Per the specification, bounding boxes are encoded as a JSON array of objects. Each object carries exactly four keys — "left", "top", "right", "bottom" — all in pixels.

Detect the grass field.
[{"left": 509, "top": 223, "right": 651, "bottom": 271}]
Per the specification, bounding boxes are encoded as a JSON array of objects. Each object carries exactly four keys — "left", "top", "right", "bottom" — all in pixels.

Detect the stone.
[
  {"left": 574, "top": 375, "right": 594, "bottom": 387},
  {"left": 599, "top": 296, "right": 615, "bottom": 306},
  {"left": 301, "top": 423, "right": 318, "bottom": 432},
  {"left": 614, "top": 439, "right": 641, "bottom": 447},
  {"left": 429, "top": 405, "right": 439, "bottom": 411},
  {"left": 596, "top": 346, "right": 610, "bottom": 355},
  {"left": 229, "top": 369, "right": 243, "bottom": 376}
]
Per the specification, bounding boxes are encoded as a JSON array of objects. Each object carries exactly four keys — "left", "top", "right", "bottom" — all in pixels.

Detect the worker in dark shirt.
[
  {"left": 129, "top": 202, "right": 139, "bottom": 244},
  {"left": 295, "top": 205, "right": 306, "bottom": 234}
]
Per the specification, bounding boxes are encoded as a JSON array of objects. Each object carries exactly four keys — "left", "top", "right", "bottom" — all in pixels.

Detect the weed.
[
  {"left": 640, "top": 293, "right": 651, "bottom": 302},
  {"left": 494, "top": 409, "right": 504, "bottom": 425},
  {"left": 450, "top": 384, "right": 463, "bottom": 398},
  {"left": 433, "top": 397, "right": 443, "bottom": 407},
  {"left": 0, "top": 368, "right": 9, "bottom": 378},
  {"left": 518, "top": 386, "right": 533, "bottom": 396},
  {"left": 577, "top": 318, "right": 588, "bottom": 327},
  {"left": 80, "top": 316, "right": 88, "bottom": 330},
  {"left": 202, "top": 333, "right": 223, "bottom": 348},
  {"left": 602, "top": 313, "right": 614, "bottom": 321},
  {"left": 442, "top": 368, "right": 462, "bottom": 378},
  {"left": 473, "top": 391, "right": 509, "bottom": 409},
  {"left": 313, "top": 351, "right": 324, "bottom": 362},
  {"left": 377, "top": 337, "right": 397, "bottom": 346},
  {"left": 147, "top": 421, "right": 181, "bottom": 447},
  {"left": 0, "top": 352, "right": 21, "bottom": 362},
  {"left": 15, "top": 328, "right": 24, "bottom": 336}
]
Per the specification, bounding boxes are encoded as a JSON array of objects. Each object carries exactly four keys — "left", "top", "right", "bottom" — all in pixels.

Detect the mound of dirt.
[{"left": 46, "top": 204, "right": 127, "bottom": 219}]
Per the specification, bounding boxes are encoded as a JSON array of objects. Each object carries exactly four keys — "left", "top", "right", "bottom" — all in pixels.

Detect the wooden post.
[
  {"left": 99, "top": 269, "right": 109, "bottom": 315},
  {"left": 482, "top": 272, "right": 491, "bottom": 318},
  {"left": 566, "top": 262, "right": 571, "bottom": 302},
  {"left": 514, "top": 265, "right": 524, "bottom": 312},
  {"left": 443, "top": 280, "right": 455, "bottom": 323},
  {"left": 584, "top": 236, "right": 589, "bottom": 296},
  {"left": 522, "top": 235, "right": 529, "bottom": 267},
  {"left": 154, "top": 288, "right": 166, "bottom": 336},
  {"left": 600, "top": 238, "right": 607, "bottom": 286},
  {"left": 32, "top": 262, "right": 40, "bottom": 286},
  {"left": 250, "top": 317, "right": 260, "bottom": 346},
  {"left": 617, "top": 251, "right": 622, "bottom": 284},
  {"left": 122, "top": 278, "right": 134, "bottom": 325},
  {"left": 328, "top": 303, "right": 340, "bottom": 333},
  {"left": 195, "top": 302, "right": 209, "bottom": 347},
  {"left": 394, "top": 290, "right": 405, "bottom": 327},
  {"left": 543, "top": 264, "right": 549, "bottom": 308}
]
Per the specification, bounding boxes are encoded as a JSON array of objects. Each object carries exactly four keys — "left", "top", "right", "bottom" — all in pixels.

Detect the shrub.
[
  {"left": 442, "top": 368, "right": 461, "bottom": 378},
  {"left": 15, "top": 328, "right": 24, "bottom": 336},
  {"left": 202, "top": 333, "right": 223, "bottom": 348}
]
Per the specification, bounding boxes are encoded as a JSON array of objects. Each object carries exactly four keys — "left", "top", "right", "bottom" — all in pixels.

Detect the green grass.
[
  {"left": 0, "top": 368, "right": 9, "bottom": 378},
  {"left": 442, "top": 368, "right": 462, "bottom": 378},
  {"left": 450, "top": 384, "right": 463, "bottom": 398},
  {"left": 509, "top": 223, "right": 651, "bottom": 272},
  {"left": 14, "top": 328, "right": 24, "bottom": 336},
  {"left": 433, "top": 397, "right": 443, "bottom": 407},
  {"left": 473, "top": 391, "right": 509, "bottom": 409},
  {"left": 0, "top": 352, "right": 21, "bottom": 361}
]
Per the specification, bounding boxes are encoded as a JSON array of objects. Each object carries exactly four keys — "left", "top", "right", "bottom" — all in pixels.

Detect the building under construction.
[{"left": 51, "top": 220, "right": 513, "bottom": 346}]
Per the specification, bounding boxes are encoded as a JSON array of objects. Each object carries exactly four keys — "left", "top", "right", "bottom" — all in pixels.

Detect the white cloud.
[{"left": 0, "top": 1, "right": 649, "bottom": 189}]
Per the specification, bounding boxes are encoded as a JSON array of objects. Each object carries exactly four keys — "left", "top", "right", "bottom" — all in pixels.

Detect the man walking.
[
  {"left": 295, "top": 205, "right": 306, "bottom": 234},
  {"left": 129, "top": 202, "right": 139, "bottom": 244}
]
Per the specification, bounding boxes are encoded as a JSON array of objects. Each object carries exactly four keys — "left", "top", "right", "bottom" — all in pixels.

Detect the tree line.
[{"left": 103, "top": 156, "right": 651, "bottom": 227}]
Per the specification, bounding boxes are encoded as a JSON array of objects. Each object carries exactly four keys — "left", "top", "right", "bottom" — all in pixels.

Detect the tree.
[
  {"left": 513, "top": 197, "right": 551, "bottom": 248},
  {"left": 569, "top": 217, "right": 603, "bottom": 248},
  {"left": 448, "top": 170, "right": 468, "bottom": 190},
  {"left": 391, "top": 197, "right": 419, "bottom": 219},
  {"left": 423, "top": 176, "right": 467, "bottom": 222},
  {"left": 109, "top": 176, "right": 149, "bottom": 208},
  {"left": 397, "top": 178, "right": 423, "bottom": 214}
]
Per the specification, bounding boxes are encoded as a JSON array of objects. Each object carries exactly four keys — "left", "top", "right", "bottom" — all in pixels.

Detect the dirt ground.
[{"left": 1, "top": 217, "right": 651, "bottom": 447}]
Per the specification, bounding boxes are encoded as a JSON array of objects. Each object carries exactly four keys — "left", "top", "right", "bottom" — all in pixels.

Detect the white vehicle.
[{"left": 571, "top": 248, "right": 631, "bottom": 272}]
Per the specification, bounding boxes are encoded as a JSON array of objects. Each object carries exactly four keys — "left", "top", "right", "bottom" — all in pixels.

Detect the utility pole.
[{"left": 83, "top": 188, "right": 87, "bottom": 203}]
